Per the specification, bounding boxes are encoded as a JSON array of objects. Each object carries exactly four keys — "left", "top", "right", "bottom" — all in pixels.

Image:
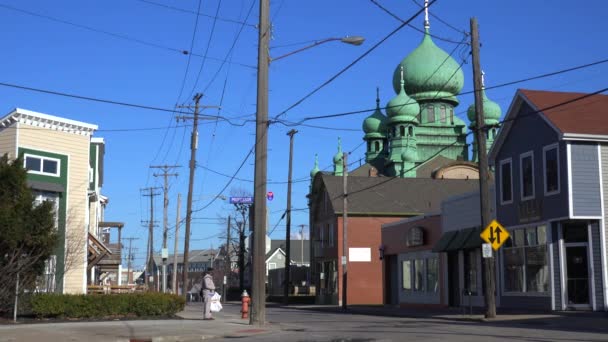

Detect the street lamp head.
[{"left": 340, "top": 36, "right": 365, "bottom": 46}]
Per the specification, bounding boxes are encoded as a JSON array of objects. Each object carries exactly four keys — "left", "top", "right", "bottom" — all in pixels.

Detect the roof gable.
[{"left": 0, "top": 108, "right": 98, "bottom": 136}]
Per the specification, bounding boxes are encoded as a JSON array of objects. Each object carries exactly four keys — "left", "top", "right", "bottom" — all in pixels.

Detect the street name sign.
[
  {"left": 480, "top": 219, "right": 510, "bottom": 251},
  {"left": 229, "top": 196, "right": 253, "bottom": 204}
]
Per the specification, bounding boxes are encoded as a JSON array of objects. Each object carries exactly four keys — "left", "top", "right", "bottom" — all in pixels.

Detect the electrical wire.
[
  {"left": 271, "top": 0, "right": 435, "bottom": 122},
  {"left": 135, "top": 0, "right": 257, "bottom": 28},
  {"left": 369, "top": 0, "right": 468, "bottom": 45},
  {"left": 0, "top": 3, "right": 255, "bottom": 70},
  {"left": 409, "top": 0, "right": 467, "bottom": 35},
  {"left": 202, "top": 0, "right": 257, "bottom": 94}
]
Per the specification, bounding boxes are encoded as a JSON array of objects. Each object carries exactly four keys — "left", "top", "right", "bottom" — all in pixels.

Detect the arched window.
[
  {"left": 440, "top": 106, "right": 447, "bottom": 123},
  {"left": 450, "top": 108, "right": 454, "bottom": 125},
  {"left": 374, "top": 141, "right": 380, "bottom": 152},
  {"left": 408, "top": 126, "right": 414, "bottom": 136},
  {"left": 367, "top": 141, "right": 371, "bottom": 152},
  {"left": 400, "top": 126, "right": 405, "bottom": 137},
  {"left": 427, "top": 106, "right": 435, "bottom": 123}
]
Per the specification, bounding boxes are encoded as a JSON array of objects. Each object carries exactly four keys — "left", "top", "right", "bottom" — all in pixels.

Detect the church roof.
[
  {"left": 392, "top": 30, "right": 464, "bottom": 106},
  {"left": 318, "top": 173, "right": 478, "bottom": 215}
]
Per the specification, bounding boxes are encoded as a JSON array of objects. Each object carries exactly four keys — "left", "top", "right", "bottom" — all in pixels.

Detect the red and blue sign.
[{"left": 267, "top": 191, "right": 274, "bottom": 201}]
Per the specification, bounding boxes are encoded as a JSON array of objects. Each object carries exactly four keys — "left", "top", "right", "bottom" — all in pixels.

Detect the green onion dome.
[
  {"left": 363, "top": 89, "right": 388, "bottom": 139},
  {"left": 387, "top": 67, "right": 420, "bottom": 125},
  {"left": 467, "top": 90, "right": 502, "bottom": 125},
  {"left": 392, "top": 30, "right": 464, "bottom": 106},
  {"left": 333, "top": 137, "right": 343, "bottom": 164}
]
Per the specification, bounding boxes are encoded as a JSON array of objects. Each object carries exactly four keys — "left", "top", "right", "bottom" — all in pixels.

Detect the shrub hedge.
[{"left": 30, "top": 293, "right": 185, "bottom": 318}]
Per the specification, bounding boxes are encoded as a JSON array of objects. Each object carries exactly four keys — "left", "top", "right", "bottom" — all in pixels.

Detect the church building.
[{"left": 308, "top": 2, "right": 500, "bottom": 305}]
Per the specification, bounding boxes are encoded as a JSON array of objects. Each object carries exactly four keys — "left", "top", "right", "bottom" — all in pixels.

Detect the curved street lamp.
[{"left": 271, "top": 36, "right": 365, "bottom": 62}]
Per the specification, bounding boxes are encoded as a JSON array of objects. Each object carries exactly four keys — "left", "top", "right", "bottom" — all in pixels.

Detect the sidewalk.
[{"left": 0, "top": 303, "right": 275, "bottom": 342}]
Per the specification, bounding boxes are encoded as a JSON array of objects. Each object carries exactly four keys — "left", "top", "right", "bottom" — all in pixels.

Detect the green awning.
[
  {"left": 461, "top": 227, "right": 483, "bottom": 250},
  {"left": 432, "top": 230, "right": 458, "bottom": 252},
  {"left": 445, "top": 228, "right": 475, "bottom": 252}
]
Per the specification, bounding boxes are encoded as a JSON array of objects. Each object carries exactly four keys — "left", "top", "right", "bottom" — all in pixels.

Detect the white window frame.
[
  {"left": 520, "top": 151, "right": 536, "bottom": 201},
  {"left": 33, "top": 191, "right": 60, "bottom": 230},
  {"left": 23, "top": 153, "right": 61, "bottom": 177},
  {"left": 499, "top": 158, "right": 514, "bottom": 205},
  {"left": 543, "top": 143, "right": 560, "bottom": 196},
  {"left": 267, "top": 262, "right": 276, "bottom": 276}
]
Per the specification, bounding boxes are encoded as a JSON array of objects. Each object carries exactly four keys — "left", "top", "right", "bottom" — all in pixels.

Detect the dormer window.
[{"left": 408, "top": 126, "right": 413, "bottom": 137}]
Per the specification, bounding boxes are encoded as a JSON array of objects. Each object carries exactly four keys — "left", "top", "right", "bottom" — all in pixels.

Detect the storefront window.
[
  {"left": 426, "top": 258, "right": 438, "bottom": 293},
  {"left": 414, "top": 259, "right": 424, "bottom": 291},
  {"left": 503, "top": 225, "right": 548, "bottom": 293},
  {"left": 464, "top": 250, "right": 478, "bottom": 295},
  {"left": 402, "top": 260, "right": 411, "bottom": 290}
]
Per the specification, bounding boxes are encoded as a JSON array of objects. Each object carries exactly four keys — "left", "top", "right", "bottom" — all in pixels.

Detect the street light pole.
[
  {"left": 284, "top": 129, "right": 297, "bottom": 305},
  {"left": 271, "top": 36, "right": 365, "bottom": 62}
]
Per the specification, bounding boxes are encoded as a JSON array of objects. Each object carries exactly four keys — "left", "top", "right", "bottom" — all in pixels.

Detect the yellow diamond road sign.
[{"left": 480, "top": 219, "right": 510, "bottom": 251}]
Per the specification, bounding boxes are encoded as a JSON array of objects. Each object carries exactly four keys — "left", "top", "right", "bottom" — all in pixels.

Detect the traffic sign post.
[
  {"left": 482, "top": 243, "right": 493, "bottom": 258},
  {"left": 480, "top": 219, "right": 510, "bottom": 251}
]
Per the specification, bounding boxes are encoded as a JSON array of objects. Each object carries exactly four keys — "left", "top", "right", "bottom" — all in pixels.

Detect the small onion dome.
[
  {"left": 401, "top": 149, "right": 417, "bottom": 163},
  {"left": 467, "top": 90, "right": 502, "bottom": 125},
  {"left": 392, "top": 30, "right": 464, "bottom": 106},
  {"left": 333, "top": 137, "right": 343, "bottom": 164},
  {"left": 387, "top": 67, "right": 420, "bottom": 125},
  {"left": 363, "top": 89, "right": 388, "bottom": 139},
  {"left": 310, "top": 154, "right": 320, "bottom": 178}
]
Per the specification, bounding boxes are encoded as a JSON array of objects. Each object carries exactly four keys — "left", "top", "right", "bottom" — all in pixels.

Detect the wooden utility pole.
[
  {"left": 151, "top": 165, "right": 180, "bottom": 293},
  {"left": 142, "top": 187, "right": 161, "bottom": 290},
  {"left": 176, "top": 94, "right": 219, "bottom": 298},
  {"left": 470, "top": 17, "right": 496, "bottom": 319},
  {"left": 238, "top": 220, "right": 245, "bottom": 292},
  {"left": 172, "top": 193, "right": 181, "bottom": 294},
  {"left": 284, "top": 129, "right": 298, "bottom": 305},
  {"left": 341, "top": 152, "right": 348, "bottom": 311},
  {"left": 251, "top": 0, "right": 270, "bottom": 326},
  {"left": 123, "top": 237, "right": 139, "bottom": 285}
]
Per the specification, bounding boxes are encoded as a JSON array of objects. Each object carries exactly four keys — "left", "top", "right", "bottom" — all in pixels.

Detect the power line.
[
  {"left": 202, "top": 0, "right": 257, "bottom": 94},
  {"left": 0, "top": 3, "right": 255, "bottom": 70},
  {"left": 188, "top": 0, "right": 224, "bottom": 98},
  {"left": 272, "top": 0, "right": 435, "bottom": 122},
  {"left": 272, "top": 57, "right": 608, "bottom": 128},
  {"left": 369, "top": 0, "right": 468, "bottom": 45},
  {"left": 135, "top": 0, "right": 257, "bottom": 28}
]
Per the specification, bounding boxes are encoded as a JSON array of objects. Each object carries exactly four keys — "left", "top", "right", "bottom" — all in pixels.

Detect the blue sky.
[{"left": 1, "top": 0, "right": 607, "bottom": 268}]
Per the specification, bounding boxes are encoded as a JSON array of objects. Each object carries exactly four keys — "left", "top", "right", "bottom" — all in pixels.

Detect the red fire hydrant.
[{"left": 241, "top": 290, "right": 250, "bottom": 319}]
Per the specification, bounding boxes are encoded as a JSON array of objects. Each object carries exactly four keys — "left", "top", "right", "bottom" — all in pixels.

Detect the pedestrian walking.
[{"left": 201, "top": 268, "right": 216, "bottom": 320}]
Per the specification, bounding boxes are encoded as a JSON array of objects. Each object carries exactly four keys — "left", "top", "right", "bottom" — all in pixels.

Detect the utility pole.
[
  {"left": 176, "top": 93, "right": 219, "bottom": 298},
  {"left": 151, "top": 165, "right": 180, "bottom": 293},
  {"left": 224, "top": 215, "right": 231, "bottom": 303},
  {"left": 299, "top": 224, "right": 305, "bottom": 265},
  {"left": 284, "top": 129, "right": 297, "bottom": 305},
  {"left": 123, "top": 237, "right": 139, "bottom": 285},
  {"left": 341, "top": 152, "right": 348, "bottom": 311},
  {"left": 251, "top": 0, "right": 270, "bottom": 326},
  {"left": 142, "top": 187, "right": 161, "bottom": 290},
  {"left": 238, "top": 220, "right": 245, "bottom": 292},
  {"left": 471, "top": 17, "right": 496, "bottom": 319},
  {"left": 172, "top": 193, "right": 181, "bottom": 294}
]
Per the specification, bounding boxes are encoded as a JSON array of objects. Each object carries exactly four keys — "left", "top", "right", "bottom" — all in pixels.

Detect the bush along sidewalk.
[{"left": 30, "top": 293, "right": 185, "bottom": 319}]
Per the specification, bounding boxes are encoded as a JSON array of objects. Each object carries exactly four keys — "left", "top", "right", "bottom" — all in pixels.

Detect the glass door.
[{"left": 565, "top": 245, "right": 590, "bottom": 307}]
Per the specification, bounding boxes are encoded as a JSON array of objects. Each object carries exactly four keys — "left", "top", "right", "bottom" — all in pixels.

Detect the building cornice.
[{"left": 0, "top": 108, "right": 98, "bottom": 136}]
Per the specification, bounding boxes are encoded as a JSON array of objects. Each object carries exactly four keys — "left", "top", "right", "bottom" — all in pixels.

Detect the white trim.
[
  {"left": 588, "top": 223, "right": 596, "bottom": 311},
  {"left": 563, "top": 133, "right": 608, "bottom": 142},
  {"left": 543, "top": 143, "right": 561, "bottom": 197},
  {"left": 499, "top": 158, "right": 514, "bottom": 205},
  {"left": 23, "top": 153, "right": 61, "bottom": 177},
  {"left": 520, "top": 150, "right": 536, "bottom": 201},
  {"left": 598, "top": 144, "right": 608, "bottom": 311},
  {"left": 558, "top": 224, "right": 567, "bottom": 310},
  {"left": 14, "top": 122, "right": 19, "bottom": 159},
  {"left": 549, "top": 225, "right": 555, "bottom": 310},
  {"left": 571, "top": 216, "right": 603, "bottom": 220},
  {"left": 0, "top": 108, "right": 98, "bottom": 132},
  {"left": 567, "top": 143, "right": 574, "bottom": 218}
]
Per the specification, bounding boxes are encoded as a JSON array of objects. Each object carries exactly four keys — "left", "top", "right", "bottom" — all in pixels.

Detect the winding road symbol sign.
[{"left": 480, "top": 219, "right": 510, "bottom": 251}]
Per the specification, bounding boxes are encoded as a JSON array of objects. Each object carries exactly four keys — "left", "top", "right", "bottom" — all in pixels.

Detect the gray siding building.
[{"left": 490, "top": 89, "right": 608, "bottom": 311}]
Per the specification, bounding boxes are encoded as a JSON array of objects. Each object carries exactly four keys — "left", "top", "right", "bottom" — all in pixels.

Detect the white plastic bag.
[{"left": 210, "top": 292, "right": 222, "bottom": 312}]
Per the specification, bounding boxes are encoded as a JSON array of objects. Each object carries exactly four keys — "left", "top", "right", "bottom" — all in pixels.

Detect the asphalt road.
[{"left": 220, "top": 306, "right": 608, "bottom": 342}]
